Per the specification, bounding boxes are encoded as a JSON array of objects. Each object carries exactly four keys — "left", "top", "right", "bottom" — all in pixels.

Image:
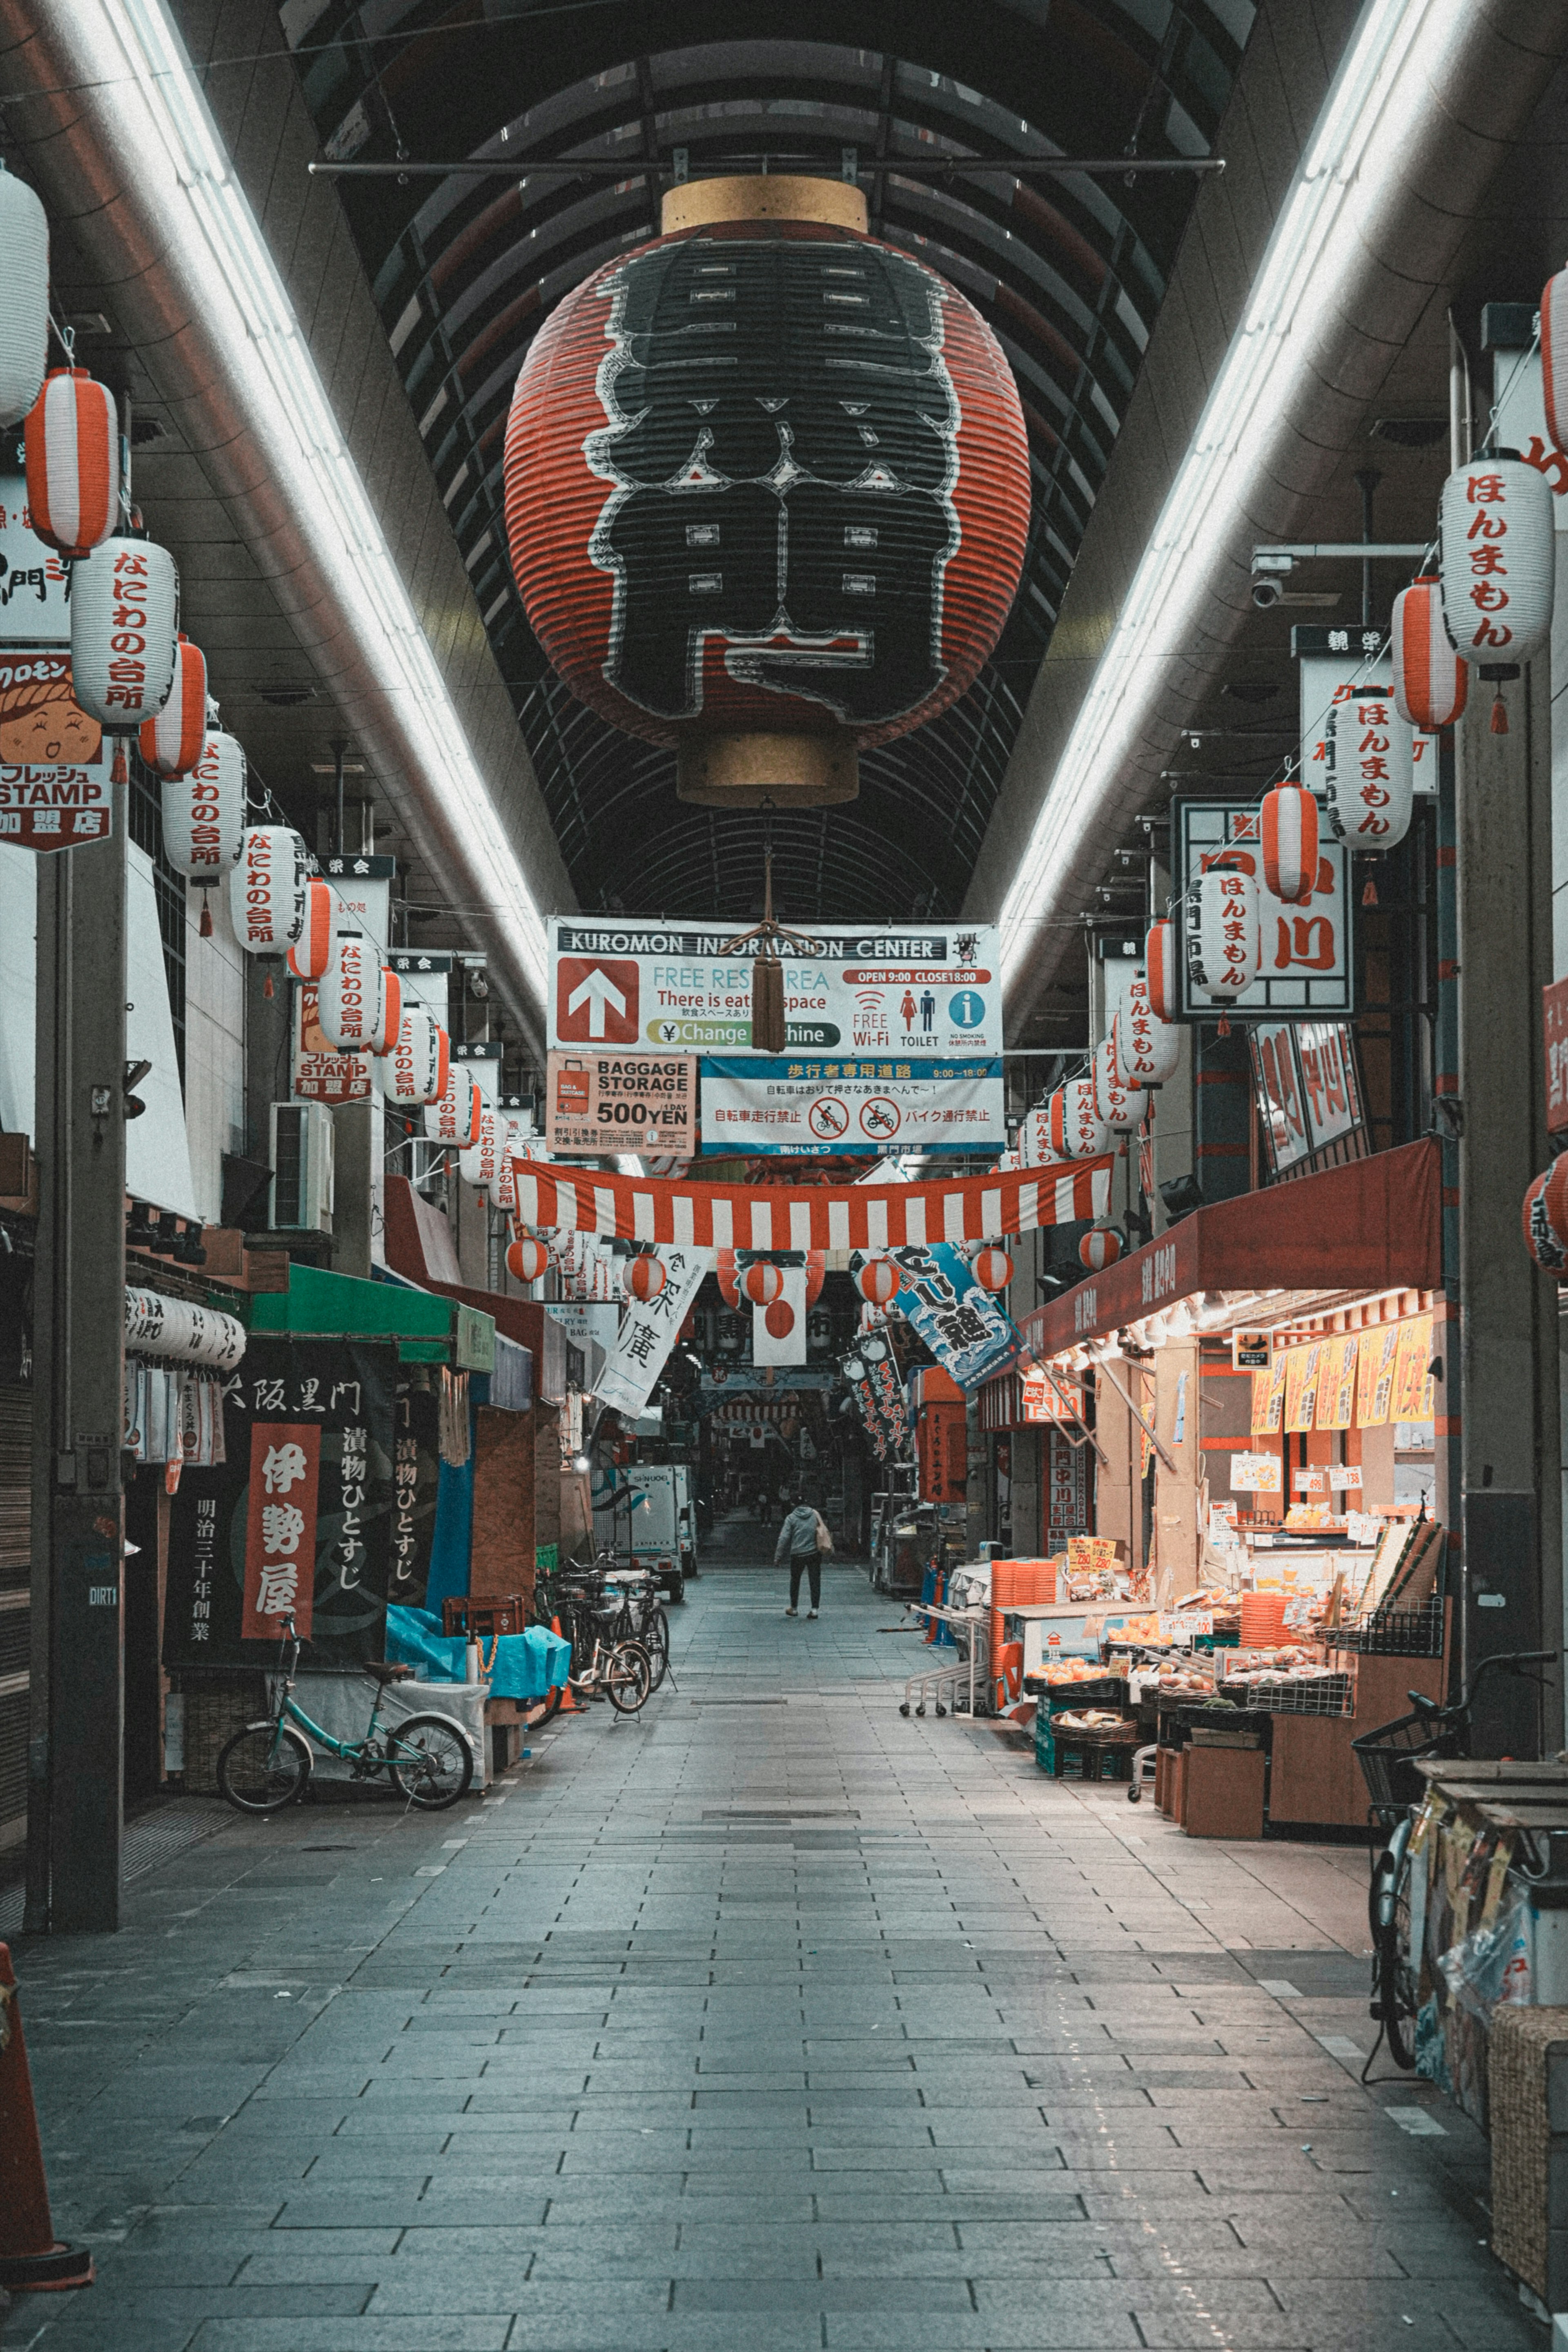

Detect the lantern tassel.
[
  {"left": 1216, "top": 1013, "right": 1231, "bottom": 1038},
  {"left": 1492, "top": 693, "right": 1508, "bottom": 735},
  {"left": 198, "top": 895, "right": 213, "bottom": 938},
  {"left": 111, "top": 743, "right": 127, "bottom": 784},
  {"left": 1362, "top": 876, "right": 1379, "bottom": 908},
  {"left": 263, "top": 968, "right": 274, "bottom": 1000}
]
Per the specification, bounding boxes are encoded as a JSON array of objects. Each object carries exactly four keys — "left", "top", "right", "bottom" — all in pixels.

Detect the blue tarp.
[
  {"left": 423, "top": 1454, "right": 474, "bottom": 1614},
  {"left": 385, "top": 1605, "right": 570, "bottom": 1701}
]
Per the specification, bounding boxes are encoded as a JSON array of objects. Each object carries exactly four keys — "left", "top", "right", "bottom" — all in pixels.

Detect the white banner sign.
[
  {"left": 752, "top": 1264, "right": 808, "bottom": 1366},
  {"left": 701, "top": 1056, "right": 1003, "bottom": 1155},
  {"left": 594, "top": 1245, "right": 710, "bottom": 1420},
  {"left": 0, "top": 475, "right": 69, "bottom": 644},
  {"left": 548, "top": 916, "right": 1000, "bottom": 1057}
]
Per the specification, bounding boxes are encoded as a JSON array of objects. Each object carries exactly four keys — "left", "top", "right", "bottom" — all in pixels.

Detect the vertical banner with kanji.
[
  {"left": 595, "top": 1246, "right": 711, "bottom": 1421},
  {"left": 1047, "top": 1426, "right": 1089, "bottom": 1539},
  {"left": 889, "top": 1241, "right": 1019, "bottom": 1390},
  {"left": 241, "top": 1422, "right": 321, "bottom": 1638}
]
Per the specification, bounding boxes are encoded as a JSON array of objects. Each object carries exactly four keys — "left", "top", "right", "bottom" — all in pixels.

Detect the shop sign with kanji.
[
  {"left": 293, "top": 978, "right": 372, "bottom": 1101},
  {"left": 1174, "top": 799, "right": 1354, "bottom": 1020},
  {"left": 0, "top": 650, "right": 112, "bottom": 848}
]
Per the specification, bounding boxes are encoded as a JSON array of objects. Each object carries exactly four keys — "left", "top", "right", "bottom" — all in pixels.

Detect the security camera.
[{"left": 1250, "top": 551, "right": 1294, "bottom": 610}]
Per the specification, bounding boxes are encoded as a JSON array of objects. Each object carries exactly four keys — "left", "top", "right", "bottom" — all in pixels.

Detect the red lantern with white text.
[
  {"left": 1392, "top": 577, "right": 1466, "bottom": 732},
  {"left": 1194, "top": 861, "right": 1259, "bottom": 1001},
  {"left": 1440, "top": 455, "right": 1555, "bottom": 668},
  {"left": 318, "top": 930, "right": 389, "bottom": 1054},
  {"left": 141, "top": 636, "right": 208, "bottom": 780},
  {"left": 625, "top": 1254, "right": 668, "bottom": 1302},
  {"left": 70, "top": 536, "right": 178, "bottom": 726},
  {"left": 1261, "top": 782, "right": 1317, "bottom": 906},
  {"left": 858, "top": 1256, "right": 898, "bottom": 1306},
  {"left": 24, "top": 368, "right": 119, "bottom": 557},
  {"left": 385, "top": 1005, "right": 447, "bottom": 1105},
  {"left": 743, "top": 1260, "right": 784, "bottom": 1307},
  {"left": 1080, "top": 1228, "right": 1123, "bottom": 1271},
  {"left": 971, "top": 1246, "right": 1012, "bottom": 1293},
  {"left": 287, "top": 878, "right": 334, "bottom": 982},
  {"left": 228, "top": 826, "right": 307, "bottom": 953},
  {"left": 1523, "top": 1159, "right": 1568, "bottom": 1270},
  {"left": 1145, "top": 920, "right": 1178, "bottom": 1023},
  {"left": 507, "top": 1234, "right": 549, "bottom": 1284}
]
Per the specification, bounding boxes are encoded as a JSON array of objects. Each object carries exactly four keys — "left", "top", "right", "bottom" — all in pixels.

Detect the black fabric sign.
[
  {"left": 387, "top": 1374, "right": 441, "bottom": 1611},
  {"left": 164, "top": 1338, "right": 397, "bottom": 1669}
]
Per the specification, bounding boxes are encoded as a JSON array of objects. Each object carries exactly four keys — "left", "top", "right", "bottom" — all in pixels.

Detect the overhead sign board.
[
  {"left": 1293, "top": 626, "right": 1435, "bottom": 801},
  {"left": 1174, "top": 800, "right": 1354, "bottom": 1022},
  {"left": 0, "top": 476, "right": 70, "bottom": 644},
  {"left": 292, "top": 980, "right": 372, "bottom": 1101},
  {"left": 0, "top": 649, "right": 113, "bottom": 849},
  {"left": 545, "top": 1049, "right": 696, "bottom": 1156},
  {"left": 547, "top": 916, "right": 1000, "bottom": 1056},
  {"left": 1250, "top": 1019, "right": 1366, "bottom": 1178},
  {"left": 700, "top": 1056, "right": 1003, "bottom": 1155}
]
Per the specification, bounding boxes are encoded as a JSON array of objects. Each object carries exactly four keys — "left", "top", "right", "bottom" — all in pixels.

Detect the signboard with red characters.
[
  {"left": 1249, "top": 1019, "right": 1368, "bottom": 1180},
  {"left": 1174, "top": 800, "right": 1354, "bottom": 1022},
  {"left": 241, "top": 1421, "right": 321, "bottom": 1640},
  {"left": 1546, "top": 977, "right": 1568, "bottom": 1135}
]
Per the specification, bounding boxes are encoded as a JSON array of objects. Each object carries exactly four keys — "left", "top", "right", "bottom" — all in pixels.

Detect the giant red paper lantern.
[
  {"left": 1391, "top": 577, "right": 1466, "bottom": 732},
  {"left": 504, "top": 176, "right": 1029, "bottom": 808},
  {"left": 24, "top": 368, "right": 119, "bottom": 558}
]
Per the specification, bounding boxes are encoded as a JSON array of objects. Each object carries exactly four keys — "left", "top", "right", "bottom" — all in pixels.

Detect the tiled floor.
[{"left": 2, "top": 1518, "right": 1544, "bottom": 2349}]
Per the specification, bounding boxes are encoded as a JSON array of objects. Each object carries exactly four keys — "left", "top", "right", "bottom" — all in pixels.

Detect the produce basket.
[
  {"left": 1235, "top": 1673, "right": 1354, "bottom": 1717},
  {"left": 1329, "top": 1595, "right": 1444, "bottom": 1658}
]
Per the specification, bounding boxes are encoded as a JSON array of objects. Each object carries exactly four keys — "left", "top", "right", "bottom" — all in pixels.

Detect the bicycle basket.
[{"left": 1351, "top": 1709, "right": 1441, "bottom": 1815}]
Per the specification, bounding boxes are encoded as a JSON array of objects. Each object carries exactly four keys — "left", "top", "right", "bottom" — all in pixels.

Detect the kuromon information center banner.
[{"left": 548, "top": 917, "right": 1000, "bottom": 1056}]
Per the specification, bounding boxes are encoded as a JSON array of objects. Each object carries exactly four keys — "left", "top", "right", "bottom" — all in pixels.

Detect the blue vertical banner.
[{"left": 890, "top": 1243, "right": 1020, "bottom": 1391}]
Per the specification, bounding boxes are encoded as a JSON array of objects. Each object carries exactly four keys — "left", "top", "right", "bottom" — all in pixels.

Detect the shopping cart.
[{"left": 899, "top": 1603, "right": 991, "bottom": 1717}]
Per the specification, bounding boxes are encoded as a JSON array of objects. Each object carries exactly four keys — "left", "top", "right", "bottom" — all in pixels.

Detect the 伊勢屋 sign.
[
  {"left": 548, "top": 915, "right": 1000, "bottom": 1056},
  {"left": 701, "top": 1056, "right": 1003, "bottom": 1155},
  {"left": 1174, "top": 800, "right": 1354, "bottom": 1022},
  {"left": 545, "top": 1049, "right": 696, "bottom": 1155}
]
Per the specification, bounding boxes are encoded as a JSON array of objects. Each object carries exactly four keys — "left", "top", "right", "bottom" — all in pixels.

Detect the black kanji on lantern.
[{"left": 584, "top": 232, "right": 962, "bottom": 727}]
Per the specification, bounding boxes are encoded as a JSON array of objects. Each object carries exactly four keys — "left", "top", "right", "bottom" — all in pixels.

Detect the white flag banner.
[
  {"left": 595, "top": 1245, "right": 711, "bottom": 1420},
  {"left": 752, "top": 1264, "right": 808, "bottom": 1366}
]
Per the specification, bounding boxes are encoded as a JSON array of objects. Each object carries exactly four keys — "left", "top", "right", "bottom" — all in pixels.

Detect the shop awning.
[{"left": 1022, "top": 1139, "right": 1441, "bottom": 1360}]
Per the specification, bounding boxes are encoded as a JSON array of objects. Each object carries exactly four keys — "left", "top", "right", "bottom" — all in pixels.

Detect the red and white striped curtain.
[{"left": 511, "top": 1156, "right": 1111, "bottom": 1249}]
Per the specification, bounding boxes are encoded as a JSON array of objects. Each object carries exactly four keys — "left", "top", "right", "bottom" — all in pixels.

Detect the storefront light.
[
  {"left": 998, "top": 0, "right": 1473, "bottom": 993},
  {"left": 62, "top": 0, "right": 549, "bottom": 1007}
]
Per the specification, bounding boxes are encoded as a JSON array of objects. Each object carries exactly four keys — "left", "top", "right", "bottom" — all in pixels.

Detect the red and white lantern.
[
  {"left": 24, "top": 369, "right": 119, "bottom": 557},
  {"left": 1112, "top": 969, "right": 1180, "bottom": 1090},
  {"left": 0, "top": 167, "right": 49, "bottom": 430},
  {"left": 287, "top": 878, "right": 334, "bottom": 982},
  {"left": 1325, "top": 689, "right": 1413, "bottom": 852},
  {"left": 971, "top": 1246, "right": 1012, "bottom": 1293},
  {"left": 1523, "top": 1159, "right": 1568, "bottom": 1270},
  {"left": 385, "top": 1004, "right": 447, "bottom": 1105},
  {"left": 1392, "top": 577, "right": 1467, "bottom": 732},
  {"left": 458, "top": 1108, "right": 501, "bottom": 1192},
  {"left": 1193, "top": 861, "right": 1260, "bottom": 1001},
  {"left": 1093, "top": 1037, "right": 1147, "bottom": 1134},
  {"left": 1080, "top": 1228, "right": 1123, "bottom": 1272},
  {"left": 70, "top": 535, "right": 178, "bottom": 726},
  {"left": 858, "top": 1256, "right": 899, "bottom": 1306},
  {"left": 1440, "top": 454, "right": 1555, "bottom": 667},
  {"left": 160, "top": 729, "right": 243, "bottom": 881},
  {"left": 1543, "top": 265, "right": 1568, "bottom": 455},
  {"left": 624, "top": 1254, "right": 668, "bottom": 1302},
  {"left": 424, "top": 1063, "right": 482, "bottom": 1148},
  {"left": 228, "top": 826, "right": 307, "bottom": 953},
  {"left": 1050, "top": 1076, "right": 1109, "bottom": 1160},
  {"left": 1145, "top": 920, "right": 1179, "bottom": 1024},
  {"left": 489, "top": 1116, "right": 524, "bottom": 1212},
  {"left": 140, "top": 636, "right": 207, "bottom": 780},
  {"left": 1261, "top": 782, "right": 1318, "bottom": 906},
  {"left": 317, "top": 929, "right": 392, "bottom": 1054},
  {"left": 507, "top": 1234, "right": 549, "bottom": 1285},
  {"left": 742, "top": 1260, "right": 784, "bottom": 1307}
]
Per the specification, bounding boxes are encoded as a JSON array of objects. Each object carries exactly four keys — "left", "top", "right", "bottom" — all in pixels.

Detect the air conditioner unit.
[{"left": 269, "top": 1101, "right": 335, "bottom": 1232}]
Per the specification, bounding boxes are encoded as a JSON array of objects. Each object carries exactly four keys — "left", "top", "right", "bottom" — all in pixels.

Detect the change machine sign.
[
  {"left": 548, "top": 917, "right": 1001, "bottom": 1056},
  {"left": 1173, "top": 800, "right": 1354, "bottom": 1022}
]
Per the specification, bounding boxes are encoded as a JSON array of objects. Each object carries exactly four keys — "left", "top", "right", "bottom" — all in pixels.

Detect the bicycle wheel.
[
  {"left": 605, "top": 1641, "right": 652, "bottom": 1715},
  {"left": 535, "top": 1682, "right": 565, "bottom": 1724},
  {"left": 218, "top": 1720, "right": 312, "bottom": 1813},
  {"left": 641, "top": 1606, "right": 670, "bottom": 1691},
  {"left": 387, "top": 1713, "right": 474, "bottom": 1809},
  {"left": 1372, "top": 1843, "right": 1418, "bottom": 2070}
]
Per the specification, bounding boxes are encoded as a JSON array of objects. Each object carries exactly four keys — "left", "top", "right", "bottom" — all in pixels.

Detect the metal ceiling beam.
[{"left": 311, "top": 155, "right": 1227, "bottom": 181}]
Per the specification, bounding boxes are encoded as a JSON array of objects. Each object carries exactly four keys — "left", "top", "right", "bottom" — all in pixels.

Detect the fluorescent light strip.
[
  {"left": 998, "top": 0, "right": 1468, "bottom": 991},
  {"left": 76, "top": 0, "right": 548, "bottom": 1004}
]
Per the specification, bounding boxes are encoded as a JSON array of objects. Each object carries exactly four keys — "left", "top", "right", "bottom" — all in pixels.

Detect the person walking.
[{"left": 777, "top": 1501, "right": 832, "bottom": 1618}]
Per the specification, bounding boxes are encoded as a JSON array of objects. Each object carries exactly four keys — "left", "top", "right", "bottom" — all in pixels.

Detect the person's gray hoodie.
[{"left": 775, "top": 1505, "right": 828, "bottom": 1562}]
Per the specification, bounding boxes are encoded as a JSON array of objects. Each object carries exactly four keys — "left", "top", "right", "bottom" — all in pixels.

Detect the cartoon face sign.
[{"left": 0, "top": 682, "right": 102, "bottom": 767}]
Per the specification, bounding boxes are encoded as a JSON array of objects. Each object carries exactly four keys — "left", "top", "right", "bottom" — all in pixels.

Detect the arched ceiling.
[{"left": 282, "top": 0, "right": 1253, "bottom": 927}]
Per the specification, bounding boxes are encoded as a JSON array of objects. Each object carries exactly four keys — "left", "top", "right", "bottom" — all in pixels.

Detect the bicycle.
[
  {"left": 217, "top": 1616, "right": 475, "bottom": 1814},
  {"left": 600, "top": 1561, "right": 671, "bottom": 1692},
  {"left": 535, "top": 1563, "right": 654, "bottom": 1716},
  {"left": 1352, "top": 1646, "right": 1557, "bottom": 2071}
]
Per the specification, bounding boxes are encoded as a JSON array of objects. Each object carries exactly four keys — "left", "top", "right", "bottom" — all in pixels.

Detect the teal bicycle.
[{"left": 217, "top": 1615, "right": 474, "bottom": 1814}]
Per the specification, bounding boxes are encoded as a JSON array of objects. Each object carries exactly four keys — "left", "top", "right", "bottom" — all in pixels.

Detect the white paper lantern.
[
  {"left": 0, "top": 167, "right": 49, "bottom": 430},
  {"left": 318, "top": 929, "right": 392, "bottom": 1053},
  {"left": 458, "top": 1108, "right": 501, "bottom": 1192},
  {"left": 229, "top": 826, "right": 307, "bottom": 952},
  {"left": 24, "top": 368, "right": 119, "bottom": 557},
  {"left": 1324, "top": 687, "right": 1413, "bottom": 852},
  {"left": 1439, "top": 454, "right": 1555, "bottom": 667},
  {"left": 1049, "top": 1076, "right": 1109, "bottom": 1160},
  {"left": 1192, "top": 861, "right": 1260, "bottom": 1001},
  {"left": 1093, "top": 1036, "right": 1148, "bottom": 1134},
  {"left": 385, "top": 1005, "right": 448, "bottom": 1105},
  {"left": 1113, "top": 969, "right": 1180, "bottom": 1089},
  {"left": 1542, "top": 266, "right": 1568, "bottom": 456},
  {"left": 423, "top": 1063, "right": 482, "bottom": 1147},
  {"left": 160, "top": 730, "right": 244, "bottom": 882},
  {"left": 489, "top": 1115, "right": 524, "bottom": 1212},
  {"left": 70, "top": 535, "right": 178, "bottom": 726},
  {"left": 287, "top": 878, "right": 334, "bottom": 981}
]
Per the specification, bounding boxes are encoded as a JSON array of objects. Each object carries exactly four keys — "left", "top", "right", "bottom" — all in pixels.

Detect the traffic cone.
[
  {"left": 552, "top": 1618, "right": 585, "bottom": 1713},
  {"left": 0, "top": 1943, "right": 94, "bottom": 2291}
]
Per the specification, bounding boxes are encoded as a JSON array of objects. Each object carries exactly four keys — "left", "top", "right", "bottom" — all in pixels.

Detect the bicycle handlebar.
[{"left": 1408, "top": 1647, "right": 1559, "bottom": 1720}]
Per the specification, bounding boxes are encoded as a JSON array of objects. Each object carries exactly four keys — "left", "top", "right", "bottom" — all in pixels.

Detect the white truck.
[{"left": 593, "top": 1462, "right": 697, "bottom": 1601}]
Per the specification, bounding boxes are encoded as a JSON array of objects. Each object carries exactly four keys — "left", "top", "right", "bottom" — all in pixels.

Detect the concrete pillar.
[
  {"left": 1455, "top": 655, "right": 1562, "bottom": 1746},
  {"left": 25, "top": 812, "right": 128, "bottom": 1933},
  {"left": 1193, "top": 1024, "right": 1252, "bottom": 1205},
  {"left": 331, "top": 1098, "right": 376, "bottom": 1281}
]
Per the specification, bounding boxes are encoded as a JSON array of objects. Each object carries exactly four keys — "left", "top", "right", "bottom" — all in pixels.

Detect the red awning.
[{"left": 1021, "top": 1138, "right": 1441, "bottom": 1359}]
